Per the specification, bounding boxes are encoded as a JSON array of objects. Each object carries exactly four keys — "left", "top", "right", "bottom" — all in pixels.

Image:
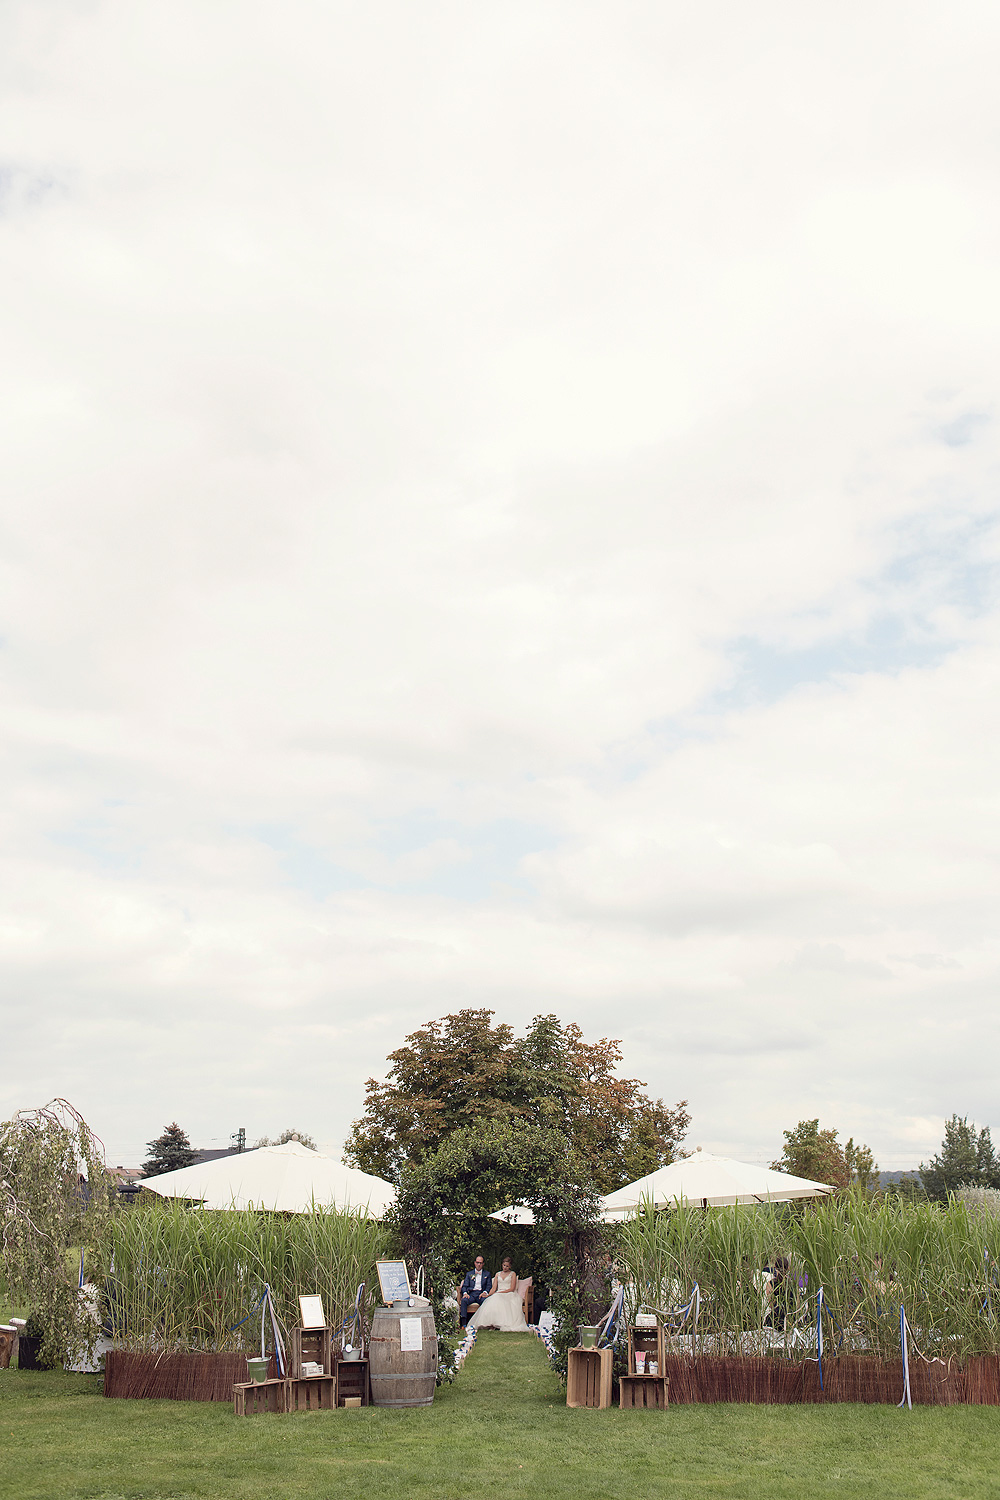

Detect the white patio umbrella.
[
  {"left": 142, "top": 1141, "right": 395, "bottom": 1217},
  {"left": 489, "top": 1203, "right": 537, "bottom": 1226},
  {"left": 599, "top": 1149, "right": 835, "bottom": 1219}
]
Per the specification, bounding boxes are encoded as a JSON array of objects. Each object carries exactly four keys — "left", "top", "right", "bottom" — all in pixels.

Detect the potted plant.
[{"left": 17, "top": 1312, "right": 54, "bottom": 1371}]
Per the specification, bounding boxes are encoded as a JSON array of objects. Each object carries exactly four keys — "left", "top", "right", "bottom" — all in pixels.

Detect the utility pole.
[{"left": 230, "top": 1127, "right": 246, "bottom": 1154}]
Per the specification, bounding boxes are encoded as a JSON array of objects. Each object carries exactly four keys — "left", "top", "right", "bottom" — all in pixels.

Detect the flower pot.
[
  {"left": 17, "top": 1334, "right": 53, "bottom": 1371},
  {"left": 246, "top": 1357, "right": 270, "bottom": 1383}
]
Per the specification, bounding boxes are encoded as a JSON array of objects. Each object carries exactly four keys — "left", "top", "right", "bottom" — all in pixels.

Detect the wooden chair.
[
  {"left": 455, "top": 1280, "right": 488, "bottom": 1322},
  {"left": 455, "top": 1275, "right": 534, "bottom": 1324}
]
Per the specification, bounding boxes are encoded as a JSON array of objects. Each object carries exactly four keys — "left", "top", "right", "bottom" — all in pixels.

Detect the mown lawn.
[{"left": 2, "top": 1331, "right": 999, "bottom": 1499}]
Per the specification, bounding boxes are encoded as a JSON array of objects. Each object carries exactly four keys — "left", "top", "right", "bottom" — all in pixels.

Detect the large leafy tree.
[
  {"left": 920, "top": 1115, "right": 1000, "bottom": 1201},
  {"left": 345, "top": 1010, "right": 689, "bottom": 1193},
  {"left": 0, "top": 1099, "right": 115, "bottom": 1368},
  {"left": 391, "top": 1119, "right": 610, "bottom": 1381},
  {"left": 142, "top": 1122, "right": 198, "bottom": 1178},
  {"left": 772, "top": 1119, "right": 878, "bottom": 1191}
]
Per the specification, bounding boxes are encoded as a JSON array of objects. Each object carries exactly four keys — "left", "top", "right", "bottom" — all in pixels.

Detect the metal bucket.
[{"left": 577, "top": 1325, "right": 599, "bottom": 1348}]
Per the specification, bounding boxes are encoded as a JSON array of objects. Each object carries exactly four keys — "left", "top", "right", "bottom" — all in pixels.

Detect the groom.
[{"left": 459, "top": 1255, "right": 493, "bottom": 1326}]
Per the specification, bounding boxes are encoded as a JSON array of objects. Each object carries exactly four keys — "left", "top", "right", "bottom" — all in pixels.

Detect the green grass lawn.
[{"left": 2, "top": 1331, "right": 1000, "bottom": 1499}]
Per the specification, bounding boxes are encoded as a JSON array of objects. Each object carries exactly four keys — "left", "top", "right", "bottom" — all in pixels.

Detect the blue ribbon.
[
  {"left": 334, "top": 1283, "right": 365, "bottom": 1343},
  {"left": 228, "top": 1291, "right": 266, "bottom": 1332},
  {"left": 816, "top": 1287, "right": 824, "bottom": 1390},
  {"left": 264, "top": 1284, "right": 286, "bottom": 1375},
  {"left": 597, "top": 1285, "right": 625, "bottom": 1347},
  {"left": 897, "top": 1304, "right": 912, "bottom": 1410},
  {"left": 671, "top": 1283, "right": 700, "bottom": 1330}
]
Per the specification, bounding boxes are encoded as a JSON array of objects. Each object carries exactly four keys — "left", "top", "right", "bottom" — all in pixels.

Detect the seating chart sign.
[
  {"left": 399, "top": 1317, "right": 423, "bottom": 1352},
  {"left": 376, "top": 1259, "right": 412, "bottom": 1304}
]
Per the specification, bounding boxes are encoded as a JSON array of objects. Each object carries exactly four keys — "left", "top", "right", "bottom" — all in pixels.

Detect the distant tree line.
[{"left": 770, "top": 1112, "right": 1000, "bottom": 1203}]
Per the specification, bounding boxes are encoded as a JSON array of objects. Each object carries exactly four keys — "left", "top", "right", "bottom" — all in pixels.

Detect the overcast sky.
[{"left": 2, "top": 2, "right": 999, "bottom": 1171}]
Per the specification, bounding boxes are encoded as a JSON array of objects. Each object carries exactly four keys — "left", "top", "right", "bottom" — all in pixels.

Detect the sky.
[{"left": 2, "top": 1, "right": 999, "bottom": 1172}]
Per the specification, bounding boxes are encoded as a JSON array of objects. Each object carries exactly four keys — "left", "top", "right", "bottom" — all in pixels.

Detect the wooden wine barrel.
[{"left": 368, "top": 1306, "right": 438, "bottom": 1407}]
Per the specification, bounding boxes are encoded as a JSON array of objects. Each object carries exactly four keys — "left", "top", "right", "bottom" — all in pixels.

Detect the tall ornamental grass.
[
  {"left": 616, "top": 1193, "right": 1000, "bottom": 1360},
  {"left": 105, "top": 1200, "right": 392, "bottom": 1351}
]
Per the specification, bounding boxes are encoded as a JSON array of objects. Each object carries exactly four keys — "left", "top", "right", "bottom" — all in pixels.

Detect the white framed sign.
[
  {"left": 376, "top": 1259, "right": 412, "bottom": 1304},
  {"left": 298, "top": 1295, "right": 326, "bottom": 1329},
  {"left": 399, "top": 1317, "right": 423, "bottom": 1352}
]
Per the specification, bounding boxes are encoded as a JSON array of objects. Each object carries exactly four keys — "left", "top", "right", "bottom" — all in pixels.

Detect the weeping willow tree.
[
  {"left": 105, "top": 1198, "right": 391, "bottom": 1352},
  {"left": 0, "top": 1099, "right": 115, "bottom": 1368},
  {"left": 615, "top": 1193, "right": 1000, "bottom": 1361}
]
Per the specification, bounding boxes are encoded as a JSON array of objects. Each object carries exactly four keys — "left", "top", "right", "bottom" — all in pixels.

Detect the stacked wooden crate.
[
  {"left": 334, "top": 1352, "right": 371, "bottom": 1407},
  {"left": 566, "top": 1345, "right": 613, "bottom": 1409},
  {"left": 618, "top": 1324, "right": 669, "bottom": 1410},
  {"left": 235, "top": 1326, "right": 369, "bottom": 1415},
  {"left": 233, "top": 1378, "right": 290, "bottom": 1416}
]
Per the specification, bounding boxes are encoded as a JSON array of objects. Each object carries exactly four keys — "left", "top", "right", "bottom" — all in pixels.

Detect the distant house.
[
  {"left": 107, "top": 1166, "right": 144, "bottom": 1201},
  {"left": 191, "top": 1147, "right": 253, "bottom": 1165}
]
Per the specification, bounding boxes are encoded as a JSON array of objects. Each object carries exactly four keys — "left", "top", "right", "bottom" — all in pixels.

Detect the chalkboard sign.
[{"left": 376, "top": 1260, "right": 412, "bottom": 1304}]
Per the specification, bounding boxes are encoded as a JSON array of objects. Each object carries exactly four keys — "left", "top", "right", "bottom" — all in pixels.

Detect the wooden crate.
[
  {"left": 566, "top": 1346, "right": 613, "bottom": 1409},
  {"left": 289, "top": 1374, "right": 336, "bottom": 1411},
  {"left": 619, "top": 1375, "right": 669, "bottom": 1410},
  {"left": 233, "top": 1378, "right": 290, "bottom": 1416},
  {"left": 627, "top": 1324, "right": 664, "bottom": 1376},
  {"left": 289, "top": 1325, "right": 333, "bottom": 1378},
  {"left": 335, "top": 1356, "right": 370, "bottom": 1407}
]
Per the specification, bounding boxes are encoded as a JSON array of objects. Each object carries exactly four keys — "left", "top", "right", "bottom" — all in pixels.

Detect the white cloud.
[{"left": 2, "top": 1, "right": 999, "bottom": 1172}]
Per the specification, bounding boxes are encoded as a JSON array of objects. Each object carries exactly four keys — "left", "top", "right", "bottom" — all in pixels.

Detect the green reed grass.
[
  {"left": 615, "top": 1192, "right": 1000, "bottom": 1360},
  {"left": 105, "top": 1200, "right": 391, "bottom": 1352}
]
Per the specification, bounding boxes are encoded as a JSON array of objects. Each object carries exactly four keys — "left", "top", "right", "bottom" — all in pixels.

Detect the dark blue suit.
[{"left": 460, "top": 1268, "right": 493, "bottom": 1326}]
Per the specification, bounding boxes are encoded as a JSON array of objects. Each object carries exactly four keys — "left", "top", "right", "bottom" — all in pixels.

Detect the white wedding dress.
[{"left": 469, "top": 1273, "right": 529, "bottom": 1332}]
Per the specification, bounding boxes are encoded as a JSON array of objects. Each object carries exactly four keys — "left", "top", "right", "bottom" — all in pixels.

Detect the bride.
[{"left": 469, "top": 1257, "right": 528, "bottom": 1332}]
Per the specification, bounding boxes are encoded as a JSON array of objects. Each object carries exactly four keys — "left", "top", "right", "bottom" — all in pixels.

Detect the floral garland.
[{"left": 447, "top": 1326, "right": 478, "bottom": 1374}]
